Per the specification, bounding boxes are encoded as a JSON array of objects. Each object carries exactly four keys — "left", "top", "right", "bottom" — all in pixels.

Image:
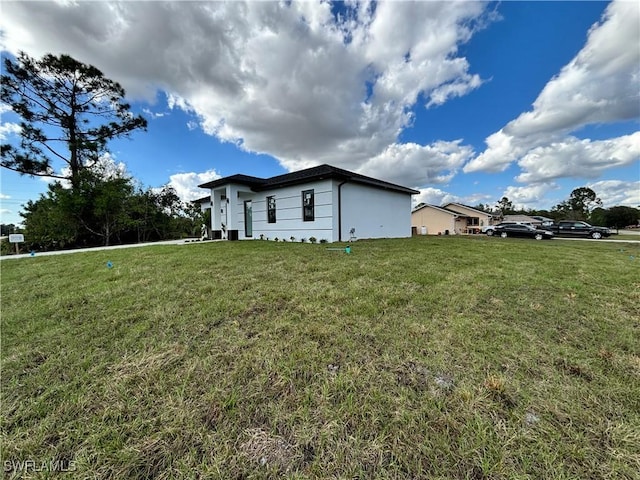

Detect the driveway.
[
  {"left": 554, "top": 237, "right": 640, "bottom": 243},
  {"left": 0, "top": 238, "right": 214, "bottom": 261}
]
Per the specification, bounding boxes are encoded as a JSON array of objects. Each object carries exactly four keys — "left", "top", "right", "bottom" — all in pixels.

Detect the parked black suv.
[{"left": 546, "top": 221, "right": 610, "bottom": 239}]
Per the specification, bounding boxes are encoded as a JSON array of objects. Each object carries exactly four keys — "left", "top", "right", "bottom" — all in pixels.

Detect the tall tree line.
[
  {"left": 19, "top": 168, "right": 206, "bottom": 251},
  {"left": 2, "top": 52, "right": 208, "bottom": 251},
  {"left": 475, "top": 187, "right": 639, "bottom": 227}
]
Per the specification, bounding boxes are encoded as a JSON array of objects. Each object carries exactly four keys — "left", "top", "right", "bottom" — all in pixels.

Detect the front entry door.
[{"left": 244, "top": 200, "right": 252, "bottom": 237}]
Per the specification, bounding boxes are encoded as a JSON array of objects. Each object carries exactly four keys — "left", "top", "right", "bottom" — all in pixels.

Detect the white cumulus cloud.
[
  {"left": 166, "top": 169, "right": 222, "bottom": 203},
  {"left": 586, "top": 179, "right": 640, "bottom": 207},
  {"left": 358, "top": 140, "right": 475, "bottom": 188},
  {"left": 412, "top": 188, "right": 493, "bottom": 210},
  {"left": 0, "top": 122, "right": 21, "bottom": 141},
  {"left": 142, "top": 108, "right": 167, "bottom": 119},
  {"left": 465, "top": 0, "right": 640, "bottom": 179},
  {"left": 502, "top": 183, "right": 560, "bottom": 210},
  {"left": 413, "top": 187, "right": 460, "bottom": 208},
  {"left": 0, "top": 0, "right": 489, "bottom": 187},
  {"left": 515, "top": 133, "right": 640, "bottom": 184}
]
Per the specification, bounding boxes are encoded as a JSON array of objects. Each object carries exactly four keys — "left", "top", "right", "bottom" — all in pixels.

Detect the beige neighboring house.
[
  {"left": 441, "top": 203, "right": 497, "bottom": 234},
  {"left": 412, "top": 203, "right": 497, "bottom": 235},
  {"left": 411, "top": 204, "right": 467, "bottom": 235}
]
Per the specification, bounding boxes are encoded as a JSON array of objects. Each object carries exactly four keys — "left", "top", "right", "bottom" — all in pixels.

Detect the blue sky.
[{"left": 1, "top": 1, "right": 638, "bottom": 227}]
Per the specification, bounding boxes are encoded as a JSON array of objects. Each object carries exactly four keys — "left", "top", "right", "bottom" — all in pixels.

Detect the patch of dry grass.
[{"left": 1, "top": 236, "right": 639, "bottom": 478}]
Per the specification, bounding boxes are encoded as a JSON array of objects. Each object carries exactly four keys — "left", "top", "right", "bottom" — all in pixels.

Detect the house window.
[
  {"left": 466, "top": 217, "right": 479, "bottom": 226},
  {"left": 267, "top": 196, "right": 276, "bottom": 223},
  {"left": 302, "top": 189, "right": 314, "bottom": 221},
  {"left": 244, "top": 200, "right": 252, "bottom": 237}
]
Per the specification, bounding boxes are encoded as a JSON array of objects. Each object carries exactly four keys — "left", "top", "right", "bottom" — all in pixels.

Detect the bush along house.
[{"left": 198, "top": 164, "right": 419, "bottom": 242}]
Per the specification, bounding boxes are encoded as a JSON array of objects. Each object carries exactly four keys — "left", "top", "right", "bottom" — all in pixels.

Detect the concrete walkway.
[
  {"left": 0, "top": 238, "right": 216, "bottom": 261},
  {"left": 555, "top": 237, "right": 640, "bottom": 243}
]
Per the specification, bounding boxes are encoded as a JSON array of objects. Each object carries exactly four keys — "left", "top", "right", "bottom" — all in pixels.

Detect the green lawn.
[{"left": 2, "top": 237, "right": 639, "bottom": 479}]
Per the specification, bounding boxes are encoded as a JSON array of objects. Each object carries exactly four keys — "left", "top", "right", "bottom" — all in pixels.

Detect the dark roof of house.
[
  {"left": 198, "top": 174, "right": 266, "bottom": 190},
  {"left": 198, "top": 164, "right": 419, "bottom": 195}
]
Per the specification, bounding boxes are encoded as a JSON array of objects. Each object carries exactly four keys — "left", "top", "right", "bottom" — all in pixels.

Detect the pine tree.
[{"left": 1, "top": 51, "right": 147, "bottom": 189}]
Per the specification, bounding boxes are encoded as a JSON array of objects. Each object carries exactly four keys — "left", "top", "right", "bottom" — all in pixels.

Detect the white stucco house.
[{"left": 198, "top": 164, "right": 419, "bottom": 242}]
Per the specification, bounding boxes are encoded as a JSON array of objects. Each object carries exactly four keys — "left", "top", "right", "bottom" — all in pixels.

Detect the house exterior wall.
[
  {"left": 339, "top": 182, "right": 412, "bottom": 240},
  {"left": 444, "top": 204, "right": 494, "bottom": 228},
  {"left": 208, "top": 178, "right": 414, "bottom": 242},
  {"left": 231, "top": 179, "right": 335, "bottom": 242},
  {"left": 208, "top": 183, "right": 254, "bottom": 240},
  {"left": 211, "top": 189, "right": 223, "bottom": 237},
  {"left": 412, "top": 207, "right": 458, "bottom": 235}
]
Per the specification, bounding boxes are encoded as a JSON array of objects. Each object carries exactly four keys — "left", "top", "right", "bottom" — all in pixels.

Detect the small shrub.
[
  {"left": 319, "top": 239, "right": 328, "bottom": 244},
  {"left": 309, "top": 237, "right": 317, "bottom": 244},
  {"left": 1, "top": 240, "right": 15, "bottom": 256},
  {"left": 274, "top": 237, "right": 279, "bottom": 242},
  {"left": 300, "top": 238, "right": 306, "bottom": 243},
  {"left": 259, "top": 234, "right": 265, "bottom": 240},
  {"left": 290, "top": 236, "right": 295, "bottom": 242}
]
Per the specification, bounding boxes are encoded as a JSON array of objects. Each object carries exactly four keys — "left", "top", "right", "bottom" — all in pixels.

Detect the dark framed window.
[
  {"left": 302, "top": 189, "right": 314, "bottom": 222},
  {"left": 267, "top": 196, "right": 276, "bottom": 223}
]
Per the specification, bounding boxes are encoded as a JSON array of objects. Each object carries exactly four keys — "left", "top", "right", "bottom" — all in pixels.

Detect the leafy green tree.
[
  {"left": 570, "top": 187, "right": 602, "bottom": 219},
  {"left": 183, "top": 200, "right": 209, "bottom": 237},
  {"left": 127, "top": 190, "right": 161, "bottom": 243},
  {"left": 1, "top": 224, "right": 18, "bottom": 236},
  {"left": 1, "top": 52, "right": 147, "bottom": 189},
  {"left": 495, "top": 197, "right": 514, "bottom": 216},
  {"left": 125, "top": 187, "right": 195, "bottom": 243},
  {"left": 528, "top": 209, "right": 554, "bottom": 219},
  {"left": 71, "top": 170, "right": 135, "bottom": 246},
  {"left": 553, "top": 187, "right": 602, "bottom": 221},
  {"left": 473, "top": 203, "right": 494, "bottom": 214},
  {"left": 20, "top": 160, "right": 197, "bottom": 250},
  {"left": 21, "top": 184, "right": 81, "bottom": 250},
  {"left": 551, "top": 203, "right": 570, "bottom": 220},
  {"left": 603, "top": 206, "right": 640, "bottom": 228},
  {"left": 589, "top": 207, "right": 607, "bottom": 227},
  {"left": 155, "top": 185, "right": 183, "bottom": 217}
]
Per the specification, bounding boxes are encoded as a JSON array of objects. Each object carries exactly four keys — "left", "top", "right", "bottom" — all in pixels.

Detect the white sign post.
[{"left": 8, "top": 234, "right": 24, "bottom": 255}]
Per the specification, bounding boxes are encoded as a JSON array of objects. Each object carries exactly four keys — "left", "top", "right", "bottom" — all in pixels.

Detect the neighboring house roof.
[
  {"left": 194, "top": 196, "right": 212, "bottom": 204},
  {"left": 412, "top": 203, "right": 461, "bottom": 216},
  {"left": 198, "top": 164, "right": 419, "bottom": 195},
  {"left": 503, "top": 214, "right": 540, "bottom": 223},
  {"left": 530, "top": 215, "right": 554, "bottom": 223},
  {"left": 443, "top": 203, "right": 496, "bottom": 217}
]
